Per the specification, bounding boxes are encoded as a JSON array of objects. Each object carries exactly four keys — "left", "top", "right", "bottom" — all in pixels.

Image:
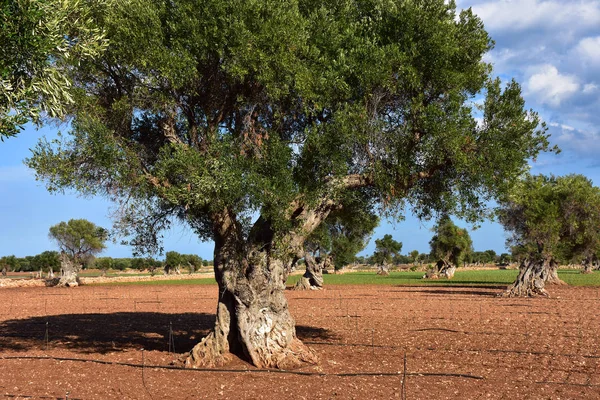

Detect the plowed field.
[{"left": 1, "top": 284, "right": 599, "bottom": 399}]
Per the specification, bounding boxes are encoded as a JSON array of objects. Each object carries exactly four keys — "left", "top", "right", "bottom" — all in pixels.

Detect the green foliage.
[
  {"left": 112, "top": 258, "right": 131, "bottom": 271},
  {"left": 470, "top": 249, "right": 498, "bottom": 264},
  {"left": 29, "top": 251, "right": 60, "bottom": 272},
  {"left": 95, "top": 257, "right": 113, "bottom": 271},
  {"left": 409, "top": 250, "right": 420, "bottom": 264},
  {"left": 165, "top": 251, "right": 183, "bottom": 268},
  {"left": 0, "top": 255, "right": 18, "bottom": 272},
  {"left": 27, "top": 0, "right": 553, "bottom": 256},
  {"left": 372, "top": 234, "right": 402, "bottom": 265},
  {"left": 0, "top": 0, "right": 108, "bottom": 138},
  {"left": 499, "top": 174, "right": 600, "bottom": 266},
  {"left": 499, "top": 253, "right": 512, "bottom": 264},
  {"left": 429, "top": 215, "right": 473, "bottom": 268},
  {"left": 49, "top": 219, "right": 108, "bottom": 262}
]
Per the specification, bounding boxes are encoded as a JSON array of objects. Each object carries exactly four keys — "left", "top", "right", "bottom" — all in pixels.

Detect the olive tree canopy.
[
  {"left": 0, "top": 0, "right": 107, "bottom": 139},
  {"left": 28, "top": 0, "right": 552, "bottom": 368},
  {"left": 49, "top": 219, "right": 108, "bottom": 261},
  {"left": 49, "top": 219, "right": 108, "bottom": 286},
  {"left": 498, "top": 174, "right": 600, "bottom": 296},
  {"left": 428, "top": 215, "right": 473, "bottom": 279}
]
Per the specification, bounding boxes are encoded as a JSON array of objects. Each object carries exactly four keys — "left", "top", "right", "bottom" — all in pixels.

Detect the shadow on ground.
[
  {"left": 389, "top": 285, "right": 507, "bottom": 297},
  {"left": 0, "top": 312, "right": 335, "bottom": 354}
]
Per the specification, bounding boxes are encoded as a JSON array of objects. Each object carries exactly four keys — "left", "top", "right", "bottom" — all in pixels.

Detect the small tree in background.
[
  {"left": 0, "top": 255, "right": 18, "bottom": 277},
  {"left": 96, "top": 257, "right": 113, "bottom": 277},
  {"left": 409, "top": 250, "right": 420, "bottom": 266},
  {"left": 29, "top": 251, "right": 60, "bottom": 277},
  {"left": 427, "top": 215, "right": 473, "bottom": 279},
  {"left": 49, "top": 219, "right": 108, "bottom": 286},
  {"left": 373, "top": 235, "right": 402, "bottom": 275},
  {"left": 184, "top": 254, "right": 203, "bottom": 274},
  {"left": 165, "top": 251, "right": 184, "bottom": 275},
  {"left": 499, "top": 253, "right": 512, "bottom": 265},
  {"left": 498, "top": 174, "right": 600, "bottom": 296}
]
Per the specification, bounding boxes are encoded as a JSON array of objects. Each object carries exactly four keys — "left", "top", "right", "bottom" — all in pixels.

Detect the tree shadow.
[
  {"left": 391, "top": 284, "right": 507, "bottom": 290},
  {"left": 0, "top": 312, "right": 334, "bottom": 354},
  {"left": 295, "top": 325, "right": 338, "bottom": 341},
  {"left": 397, "top": 286, "right": 503, "bottom": 297}
]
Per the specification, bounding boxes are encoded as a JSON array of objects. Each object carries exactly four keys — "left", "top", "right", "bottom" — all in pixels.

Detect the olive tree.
[
  {"left": 165, "top": 251, "right": 185, "bottom": 274},
  {"left": 372, "top": 234, "right": 402, "bottom": 275},
  {"left": 95, "top": 257, "right": 113, "bottom": 276},
  {"left": 28, "top": 0, "right": 552, "bottom": 368},
  {"left": 29, "top": 251, "right": 61, "bottom": 277},
  {"left": 498, "top": 174, "right": 600, "bottom": 296},
  {"left": 49, "top": 219, "right": 108, "bottom": 286},
  {"left": 427, "top": 215, "right": 473, "bottom": 279},
  {"left": 0, "top": 255, "right": 18, "bottom": 277}
]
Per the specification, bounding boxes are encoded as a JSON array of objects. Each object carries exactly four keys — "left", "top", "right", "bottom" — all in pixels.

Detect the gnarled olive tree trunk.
[
  {"left": 185, "top": 210, "right": 320, "bottom": 369},
  {"left": 544, "top": 259, "right": 565, "bottom": 285},
  {"left": 293, "top": 252, "right": 324, "bottom": 290},
  {"left": 376, "top": 264, "right": 390, "bottom": 275},
  {"left": 56, "top": 253, "right": 80, "bottom": 287},
  {"left": 424, "top": 260, "right": 456, "bottom": 279},
  {"left": 502, "top": 257, "right": 562, "bottom": 297}
]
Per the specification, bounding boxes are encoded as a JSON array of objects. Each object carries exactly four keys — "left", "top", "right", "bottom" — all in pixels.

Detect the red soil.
[{"left": 0, "top": 284, "right": 599, "bottom": 399}]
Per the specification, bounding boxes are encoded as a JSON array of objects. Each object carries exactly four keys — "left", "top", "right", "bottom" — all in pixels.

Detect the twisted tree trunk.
[
  {"left": 185, "top": 209, "right": 321, "bottom": 369},
  {"left": 57, "top": 253, "right": 80, "bottom": 287},
  {"left": 582, "top": 263, "right": 594, "bottom": 274},
  {"left": 185, "top": 245, "right": 316, "bottom": 369},
  {"left": 544, "top": 260, "right": 566, "bottom": 285},
  {"left": 423, "top": 260, "right": 455, "bottom": 279},
  {"left": 293, "top": 253, "right": 324, "bottom": 290},
  {"left": 502, "top": 258, "right": 550, "bottom": 297},
  {"left": 376, "top": 264, "right": 390, "bottom": 275},
  {"left": 1, "top": 266, "right": 6, "bottom": 277}
]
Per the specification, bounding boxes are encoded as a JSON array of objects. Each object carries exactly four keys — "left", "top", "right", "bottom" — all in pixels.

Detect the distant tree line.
[{"left": 0, "top": 251, "right": 212, "bottom": 274}]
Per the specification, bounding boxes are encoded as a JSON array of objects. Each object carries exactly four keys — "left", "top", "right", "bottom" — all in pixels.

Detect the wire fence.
[{"left": 1, "top": 285, "right": 600, "bottom": 399}]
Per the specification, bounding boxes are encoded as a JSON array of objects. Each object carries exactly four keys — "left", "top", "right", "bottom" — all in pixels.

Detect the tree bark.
[
  {"left": 440, "top": 264, "right": 457, "bottom": 279},
  {"left": 423, "top": 260, "right": 455, "bottom": 279},
  {"left": 56, "top": 253, "right": 80, "bottom": 287},
  {"left": 376, "top": 264, "right": 390, "bottom": 275},
  {"left": 293, "top": 253, "right": 324, "bottom": 290},
  {"left": 1, "top": 266, "right": 6, "bottom": 277},
  {"left": 544, "top": 260, "right": 566, "bottom": 285},
  {"left": 185, "top": 210, "right": 318, "bottom": 369},
  {"left": 502, "top": 258, "right": 552, "bottom": 297},
  {"left": 582, "top": 263, "right": 594, "bottom": 274}
]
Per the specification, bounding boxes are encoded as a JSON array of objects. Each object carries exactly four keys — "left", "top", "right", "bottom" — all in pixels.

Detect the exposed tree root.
[{"left": 185, "top": 331, "right": 233, "bottom": 368}]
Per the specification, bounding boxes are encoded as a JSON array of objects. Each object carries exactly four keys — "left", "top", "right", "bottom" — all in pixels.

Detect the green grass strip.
[{"left": 92, "top": 269, "right": 600, "bottom": 287}]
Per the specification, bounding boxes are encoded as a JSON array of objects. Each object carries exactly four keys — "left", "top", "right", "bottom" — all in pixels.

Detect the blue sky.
[{"left": 1, "top": 0, "right": 599, "bottom": 260}]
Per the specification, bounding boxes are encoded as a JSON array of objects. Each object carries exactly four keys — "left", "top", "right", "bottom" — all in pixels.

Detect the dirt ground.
[{"left": 0, "top": 283, "right": 599, "bottom": 399}]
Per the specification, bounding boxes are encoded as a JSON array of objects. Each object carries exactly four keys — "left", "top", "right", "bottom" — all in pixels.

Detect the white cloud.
[
  {"left": 526, "top": 65, "right": 580, "bottom": 106},
  {"left": 583, "top": 83, "right": 599, "bottom": 94},
  {"left": 543, "top": 123, "right": 600, "bottom": 162},
  {"left": 548, "top": 122, "right": 575, "bottom": 131},
  {"left": 472, "top": 0, "right": 600, "bottom": 32},
  {"left": 575, "top": 36, "right": 600, "bottom": 65}
]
